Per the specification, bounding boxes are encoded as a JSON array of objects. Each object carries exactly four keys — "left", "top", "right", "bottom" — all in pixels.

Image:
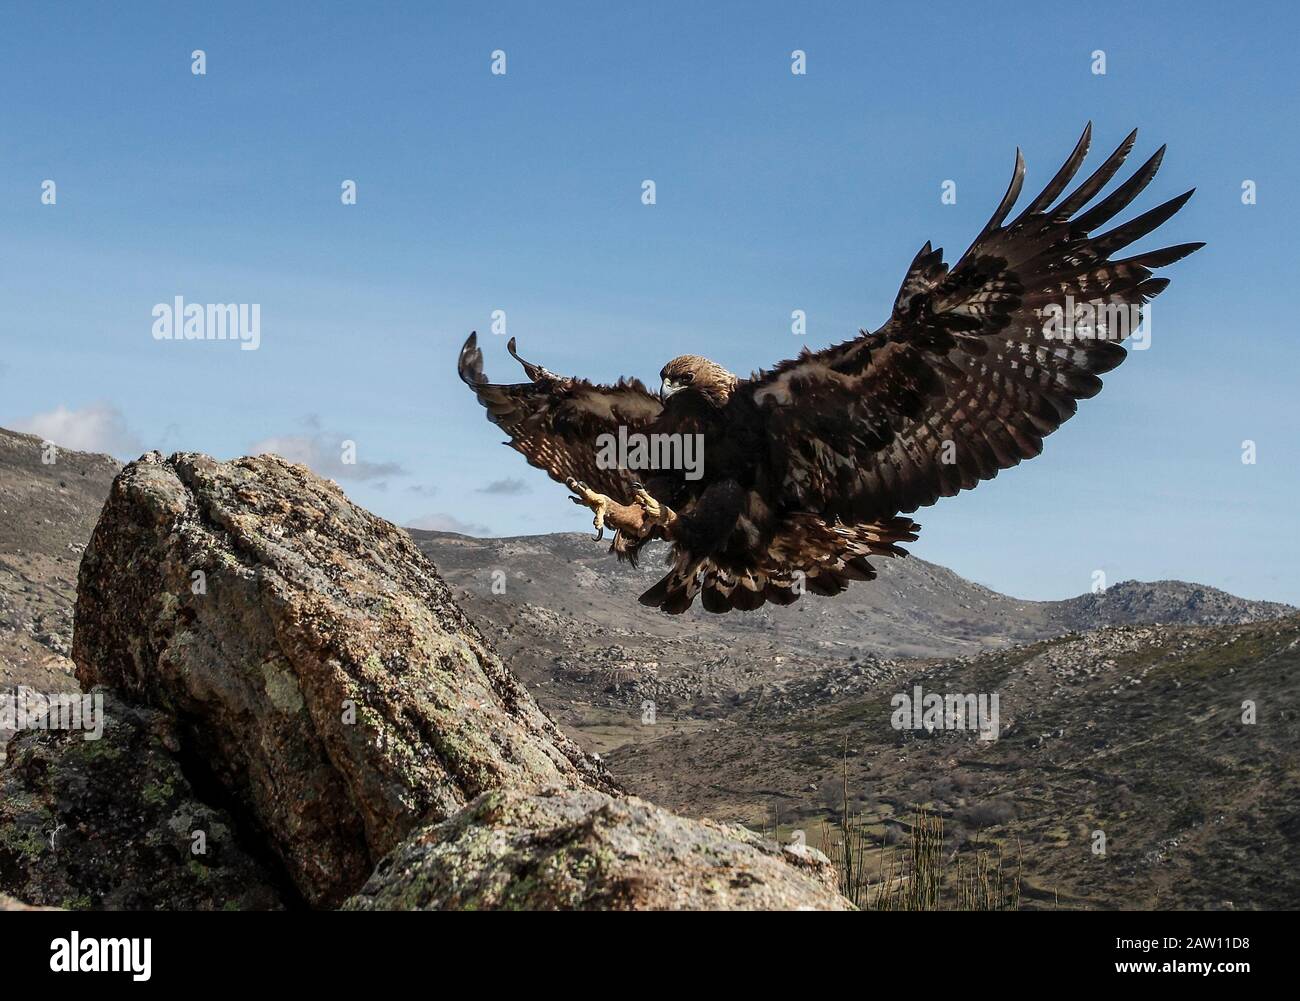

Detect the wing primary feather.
[
  {"left": 457, "top": 332, "right": 486, "bottom": 386},
  {"left": 1111, "top": 241, "right": 1206, "bottom": 269},
  {"left": 956, "top": 147, "right": 1025, "bottom": 269},
  {"left": 1011, "top": 122, "right": 1093, "bottom": 224},
  {"left": 1090, "top": 190, "right": 1197, "bottom": 257},
  {"left": 506, "top": 337, "right": 551, "bottom": 381},
  {"left": 1052, "top": 128, "right": 1138, "bottom": 218},
  {"left": 1073, "top": 145, "right": 1167, "bottom": 232}
]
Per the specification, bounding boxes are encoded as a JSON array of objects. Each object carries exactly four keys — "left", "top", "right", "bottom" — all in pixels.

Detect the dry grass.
[{"left": 818, "top": 740, "right": 1022, "bottom": 910}]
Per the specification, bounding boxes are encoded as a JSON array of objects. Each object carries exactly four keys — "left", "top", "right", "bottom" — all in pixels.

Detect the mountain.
[
  {"left": 414, "top": 529, "right": 1291, "bottom": 659},
  {"left": 1046, "top": 580, "right": 1293, "bottom": 630},
  {"left": 408, "top": 529, "right": 1292, "bottom": 750}
]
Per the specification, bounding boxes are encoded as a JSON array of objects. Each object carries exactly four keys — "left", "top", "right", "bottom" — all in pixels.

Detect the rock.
[
  {"left": 72, "top": 452, "right": 609, "bottom": 907},
  {"left": 0, "top": 692, "right": 284, "bottom": 910},
  {"left": 343, "top": 786, "right": 852, "bottom": 911},
  {"left": 0, "top": 894, "right": 58, "bottom": 910}
]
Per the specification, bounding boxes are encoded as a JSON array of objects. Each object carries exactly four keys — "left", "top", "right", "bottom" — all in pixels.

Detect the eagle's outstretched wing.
[
  {"left": 458, "top": 333, "right": 662, "bottom": 502},
  {"left": 740, "top": 124, "right": 1203, "bottom": 524}
]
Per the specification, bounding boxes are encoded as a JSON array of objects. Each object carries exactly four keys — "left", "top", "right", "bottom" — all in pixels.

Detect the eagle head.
[{"left": 659, "top": 355, "right": 738, "bottom": 407}]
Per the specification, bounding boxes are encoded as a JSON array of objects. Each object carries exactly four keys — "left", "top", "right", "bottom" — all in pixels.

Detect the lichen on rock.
[
  {"left": 3, "top": 448, "right": 852, "bottom": 911},
  {"left": 71, "top": 451, "right": 611, "bottom": 907},
  {"left": 343, "top": 786, "right": 852, "bottom": 911},
  {"left": 0, "top": 692, "right": 283, "bottom": 910}
]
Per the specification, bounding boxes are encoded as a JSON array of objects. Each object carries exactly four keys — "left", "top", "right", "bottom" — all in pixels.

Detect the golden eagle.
[{"left": 459, "top": 125, "right": 1201, "bottom": 614}]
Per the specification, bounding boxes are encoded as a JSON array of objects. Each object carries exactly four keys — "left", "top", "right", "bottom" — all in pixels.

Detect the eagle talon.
[
  {"left": 633, "top": 484, "right": 676, "bottom": 529},
  {"left": 566, "top": 478, "right": 612, "bottom": 541}
]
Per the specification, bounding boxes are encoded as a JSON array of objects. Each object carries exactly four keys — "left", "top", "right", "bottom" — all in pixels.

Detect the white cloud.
[
  {"left": 405, "top": 512, "right": 491, "bottom": 536},
  {"left": 10, "top": 402, "right": 142, "bottom": 457},
  {"left": 251, "top": 424, "right": 406, "bottom": 482}
]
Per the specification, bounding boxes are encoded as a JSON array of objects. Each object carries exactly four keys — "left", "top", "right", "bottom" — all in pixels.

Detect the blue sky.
[{"left": 1, "top": 1, "right": 1296, "bottom": 603}]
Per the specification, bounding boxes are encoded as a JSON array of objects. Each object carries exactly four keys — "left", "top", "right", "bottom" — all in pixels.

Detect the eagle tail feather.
[{"left": 640, "top": 515, "right": 919, "bottom": 614}]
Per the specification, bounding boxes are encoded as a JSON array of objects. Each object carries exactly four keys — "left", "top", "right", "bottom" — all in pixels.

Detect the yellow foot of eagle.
[
  {"left": 566, "top": 478, "right": 677, "bottom": 542},
  {"left": 632, "top": 480, "right": 678, "bottom": 535},
  {"left": 566, "top": 478, "right": 613, "bottom": 540}
]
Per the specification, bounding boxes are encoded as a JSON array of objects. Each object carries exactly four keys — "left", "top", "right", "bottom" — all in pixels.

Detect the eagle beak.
[{"left": 659, "top": 379, "right": 679, "bottom": 401}]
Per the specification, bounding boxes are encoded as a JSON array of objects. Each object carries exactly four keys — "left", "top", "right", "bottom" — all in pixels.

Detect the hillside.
[
  {"left": 605, "top": 614, "right": 1300, "bottom": 909},
  {"left": 410, "top": 528, "right": 1292, "bottom": 744},
  {"left": 0, "top": 429, "right": 120, "bottom": 750}
]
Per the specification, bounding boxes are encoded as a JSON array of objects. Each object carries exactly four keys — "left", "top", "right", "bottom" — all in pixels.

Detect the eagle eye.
[{"left": 680, "top": 372, "right": 695, "bottom": 385}]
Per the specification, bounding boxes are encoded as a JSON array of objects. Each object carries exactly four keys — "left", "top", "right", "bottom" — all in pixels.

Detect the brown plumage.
[
  {"left": 659, "top": 356, "right": 738, "bottom": 407},
  {"left": 459, "top": 125, "right": 1202, "bottom": 613}
]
